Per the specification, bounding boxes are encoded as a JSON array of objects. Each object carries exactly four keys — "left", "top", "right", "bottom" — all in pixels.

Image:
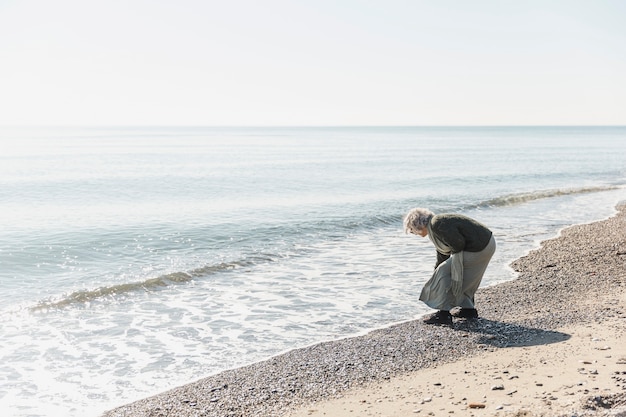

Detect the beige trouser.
[{"left": 419, "top": 235, "right": 496, "bottom": 311}]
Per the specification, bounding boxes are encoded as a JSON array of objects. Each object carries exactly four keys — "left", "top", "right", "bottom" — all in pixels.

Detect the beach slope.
[{"left": 102, "top": 205, "right": 626, "bottom": 417}]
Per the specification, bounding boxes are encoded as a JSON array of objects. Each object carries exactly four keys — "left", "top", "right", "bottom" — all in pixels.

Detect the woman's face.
[{"left": 416, "top": 227, "right": 428, "bottom": 237}]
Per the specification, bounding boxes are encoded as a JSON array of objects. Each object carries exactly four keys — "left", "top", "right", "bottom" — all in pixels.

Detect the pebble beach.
[{"left": 102, "top": 204, "right": 626, "bottom": 417}]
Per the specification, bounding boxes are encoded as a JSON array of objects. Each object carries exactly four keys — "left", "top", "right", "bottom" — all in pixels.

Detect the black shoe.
[
  {"left": 423, "top": 310, "right": 452, "bottom": 325},
  {"left": 451, "top": 308, "right": 478, "bottom": 319}
]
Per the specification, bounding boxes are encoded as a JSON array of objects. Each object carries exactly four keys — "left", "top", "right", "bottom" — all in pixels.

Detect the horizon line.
[{"left": 2, "top": 124, "right": 626, "bottom": 129}]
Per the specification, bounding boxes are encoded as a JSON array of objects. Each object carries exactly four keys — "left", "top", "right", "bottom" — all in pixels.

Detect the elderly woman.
[{"left": 404, "top": 208, "right": 496, "bottom": 325}]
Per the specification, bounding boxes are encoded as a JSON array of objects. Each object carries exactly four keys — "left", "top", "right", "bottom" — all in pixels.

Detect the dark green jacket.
[{"left": 428, "top": 214, "right": 493, "bottom": 267}]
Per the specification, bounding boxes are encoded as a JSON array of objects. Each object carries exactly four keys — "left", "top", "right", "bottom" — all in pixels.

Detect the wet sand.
[{"left": 102, "top": 205, "right": 626, "bottom": 417}]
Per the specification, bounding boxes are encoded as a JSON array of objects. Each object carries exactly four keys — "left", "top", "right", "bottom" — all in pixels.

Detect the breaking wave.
[
  {"left": 30, "top": 255, "right": 277, "bottom": 311},
  {"left": 472, "top": 185, "right": 620, "bottom": 209}
]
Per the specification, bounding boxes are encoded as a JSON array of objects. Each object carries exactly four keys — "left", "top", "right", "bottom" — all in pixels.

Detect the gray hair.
[{"left": 403, "top": 207, "right": 434, "bottom": 234}]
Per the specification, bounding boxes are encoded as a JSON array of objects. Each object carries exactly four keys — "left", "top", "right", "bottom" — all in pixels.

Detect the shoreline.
[{"left": 102, "top": 204, "right": 626, "bottom": 417}]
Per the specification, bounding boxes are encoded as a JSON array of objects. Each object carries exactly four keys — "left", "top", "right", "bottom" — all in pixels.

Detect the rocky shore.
[{"left": 102, "top": 204, "right": 626, "bottom": 417}]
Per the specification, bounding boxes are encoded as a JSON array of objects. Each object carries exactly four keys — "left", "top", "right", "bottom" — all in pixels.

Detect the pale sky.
[{"left": 1, "top": 0, "right": 625, "bottom": 126}]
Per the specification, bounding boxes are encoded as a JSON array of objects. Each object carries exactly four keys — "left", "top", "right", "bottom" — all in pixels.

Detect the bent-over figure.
[{"left": 403, "top": 208, "right": 496, "bottom": 325}]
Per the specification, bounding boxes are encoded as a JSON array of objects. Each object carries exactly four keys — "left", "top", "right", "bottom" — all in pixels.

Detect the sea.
[{"left": 1, "top": 126, "right": 625, "bottom": 417}]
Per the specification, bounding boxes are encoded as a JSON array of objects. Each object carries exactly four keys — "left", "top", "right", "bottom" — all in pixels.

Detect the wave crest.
[
  {"left": 30, "top": 257, "right": 272, "bottom": 311},
  {"left": 474, "top": 185, "right": 620, "bottom": 209}
]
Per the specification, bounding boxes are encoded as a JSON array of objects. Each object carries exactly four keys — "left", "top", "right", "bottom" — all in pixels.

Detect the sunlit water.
[{"left": 1, "top": 126, "right": 625, "bottom": 416}]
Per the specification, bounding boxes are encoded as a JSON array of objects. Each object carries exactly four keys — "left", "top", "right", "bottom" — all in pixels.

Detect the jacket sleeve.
[{"left": 432, "top": 223, "right": 466, "bottom": 253}]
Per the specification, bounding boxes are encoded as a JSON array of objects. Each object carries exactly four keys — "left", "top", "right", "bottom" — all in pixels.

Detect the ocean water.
[{"left": 0, "top": 126, "right": 625, "bottom": 417}]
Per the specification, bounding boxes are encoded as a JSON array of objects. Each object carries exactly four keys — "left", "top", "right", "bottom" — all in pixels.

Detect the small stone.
[
  {"left": 468, "top": 402, "right": 486, "bottom": 409},
  {"left": 491, "top": 384, "right": 505, "bottom": 390},
  {"left": 423, "top": 397, "right": 432, "bottom": 403}
]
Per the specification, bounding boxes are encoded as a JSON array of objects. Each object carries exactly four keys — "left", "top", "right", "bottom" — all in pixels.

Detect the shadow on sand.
[{"left": 451, "top": 317, "right": 571, "bottom": 348}]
